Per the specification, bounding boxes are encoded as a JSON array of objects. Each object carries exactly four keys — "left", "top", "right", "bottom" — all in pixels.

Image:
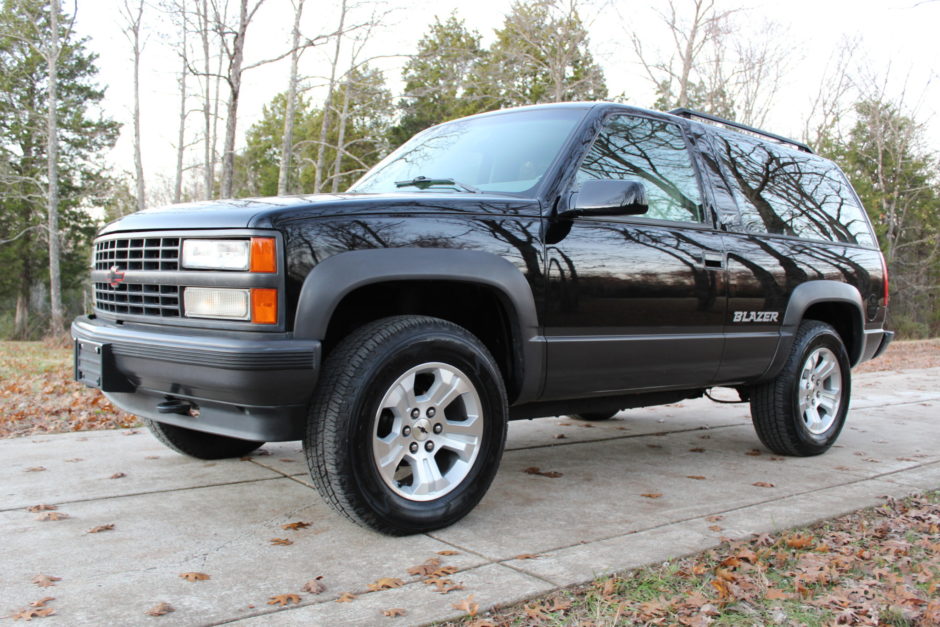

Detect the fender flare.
[
  {"left": 292, "top": 248, "right": 543, "bottom": 403},
  {"left": 762, "top": 280, "right": 865, "bottom": 379}
]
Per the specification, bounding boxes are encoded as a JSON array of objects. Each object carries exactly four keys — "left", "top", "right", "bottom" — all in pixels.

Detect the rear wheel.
[
  {"left": 571, "top": 411, "right": 618, "bottom": 421},
  {"left": 305, "top": 315, "right": 508, "bottom": 535},
  {"left": 749, "top": 320, "right": 851, "bottom": 456},
  {"left": 145, "top": 419, "right": 264, "bottom": 460}
]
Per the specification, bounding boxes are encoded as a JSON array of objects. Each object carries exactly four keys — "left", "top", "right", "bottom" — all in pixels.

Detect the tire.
[
  {"left": 749, "top": 320, "right": 851, "bottom": 456},
  {"left": 571, "top": 411, "right": 618, "bottom": 421},
  {"left": 305, "top": 315, "right": 508, "bottom": 535},
  {"left": 145, "top": 419, "right": 264, "bottom": 460}
]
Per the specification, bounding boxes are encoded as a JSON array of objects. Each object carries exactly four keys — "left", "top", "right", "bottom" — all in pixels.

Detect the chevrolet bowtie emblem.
[{"left": 107, "top": 265, "right": 126, "bottom": 288}]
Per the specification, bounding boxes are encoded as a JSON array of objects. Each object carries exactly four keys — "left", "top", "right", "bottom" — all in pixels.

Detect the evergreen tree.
[
  {"left": 468, "top": 0, "right": 607, "bottom": 109},
  {"left": 0, "top": 0, "right": 118, "bottom": 338},
  {"left": 826, "top": 99, "right": 940, "bottom": 336},
  {"left": 389, "top": 14, "right": 487, "bottom": 148}
]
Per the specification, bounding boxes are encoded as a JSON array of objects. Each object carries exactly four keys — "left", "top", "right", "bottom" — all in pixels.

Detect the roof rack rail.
[{"left": 669, "top": 107, "right": 813, "bottom": 154}]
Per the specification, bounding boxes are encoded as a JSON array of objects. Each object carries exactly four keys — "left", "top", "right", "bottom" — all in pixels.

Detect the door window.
[{"left": 576, "top": 115, "right": 703, "bottom": 222}]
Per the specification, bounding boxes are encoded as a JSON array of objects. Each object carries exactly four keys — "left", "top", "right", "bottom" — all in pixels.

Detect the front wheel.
[
  {"left": 749, "top": 320, "right": 851, "bottom": 456},
  {"left": 305, "top": 316, "right": 508, "bottom": 535}
]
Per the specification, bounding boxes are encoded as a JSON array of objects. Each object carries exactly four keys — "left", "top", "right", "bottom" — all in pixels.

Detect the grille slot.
[
  {"left": 94, "top": 283, "right": 181, "bottom": 317},
  {"left": 94, "top": 237, "right": 180, "bottom": 271}
]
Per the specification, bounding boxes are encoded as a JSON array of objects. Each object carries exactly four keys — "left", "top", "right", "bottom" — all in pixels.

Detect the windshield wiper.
[{"left": 394, "top": 176, "right": 481, "bottom": 193}]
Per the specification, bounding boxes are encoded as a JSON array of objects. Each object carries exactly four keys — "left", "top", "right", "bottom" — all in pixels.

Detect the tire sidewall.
[
  {"left": 340, "top": 326, "right": 506, "bottom": 532},
  {"left": 787, "top": 324, "right": 851, "bottom": 452}
]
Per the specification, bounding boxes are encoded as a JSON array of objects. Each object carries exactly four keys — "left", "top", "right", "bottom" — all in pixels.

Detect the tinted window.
[
  {"left": 576, "top": 115, "right": 703, "bottom": 222},
  {"left": 350, "top": 108, "right": 585, "bottom": 194},
  {"left": 711, "top": 131, "right": 875, "bottom": 246}
]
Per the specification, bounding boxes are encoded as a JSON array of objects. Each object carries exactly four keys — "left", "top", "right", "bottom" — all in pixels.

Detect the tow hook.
[{"left": 157, "top": 397, "right": 193, "bottom": 415}]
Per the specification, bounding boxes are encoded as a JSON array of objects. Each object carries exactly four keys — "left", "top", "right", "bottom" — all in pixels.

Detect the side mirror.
[{"left": 562, "top": 179, "right": 649, "bottom": 218}]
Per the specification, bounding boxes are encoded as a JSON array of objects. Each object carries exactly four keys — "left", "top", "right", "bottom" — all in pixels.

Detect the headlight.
[
  {"left": 183, "top": 287, "right": 250, "bottom": 320},
  {"left": 181, "top": 239, "right": 250, "bottom": 270}
]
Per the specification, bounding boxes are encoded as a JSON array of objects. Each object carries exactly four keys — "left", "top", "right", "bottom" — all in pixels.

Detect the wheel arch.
[
  {"left": 762, "top": 280, "right": 865, "bottom": 380},
  {"left": 292, "top": 248, "right": 543, "bottom": 404}
]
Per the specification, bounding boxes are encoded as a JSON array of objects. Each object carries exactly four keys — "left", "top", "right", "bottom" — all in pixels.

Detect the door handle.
[{"left": 702, "top": 252, "right": 725, "bottom": 269}]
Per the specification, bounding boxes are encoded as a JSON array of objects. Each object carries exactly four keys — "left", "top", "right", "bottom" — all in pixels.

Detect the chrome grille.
[
  {"left": 94, "top": 283, "right": 181, "bottom": 317},
  {"left": 94, "top": 237, "right": 180, "bottom": 271}
]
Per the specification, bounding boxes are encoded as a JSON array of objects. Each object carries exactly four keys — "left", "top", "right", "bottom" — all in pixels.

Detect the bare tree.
[
  {"left": 631, "top": 0, "right": 735, "bottom": 109},
  {"left": 171, "top": 0, "right": 189, "bottom": 204},
  {"left": 277, "top": 0, "right": 305, "bottom": 196},
  {"left": 730, "top": 20, "right": 790, "bottom": 128},
  {"left": 121, "top": 0, "right": 147, "bottom": 211},
  {"left": 802, "top": 37, "right": 859, "bottom": 147},
  {"left": 314, "top": 0, "right": 348, "bottom": 193}
]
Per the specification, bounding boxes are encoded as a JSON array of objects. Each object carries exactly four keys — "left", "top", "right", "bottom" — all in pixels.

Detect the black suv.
[{"left": 73, "top": 103, "right": 893, "bottom": 534}]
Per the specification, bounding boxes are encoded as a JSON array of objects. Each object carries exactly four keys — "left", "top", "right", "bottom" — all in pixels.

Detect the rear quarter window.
[{"left": 711, "top": 131, "right": 875, "bottom": 247}]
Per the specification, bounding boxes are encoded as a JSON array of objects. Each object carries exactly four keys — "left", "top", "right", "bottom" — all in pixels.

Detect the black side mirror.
[{"left": 562, "top": 179, "right": 649, "bottom": 218}]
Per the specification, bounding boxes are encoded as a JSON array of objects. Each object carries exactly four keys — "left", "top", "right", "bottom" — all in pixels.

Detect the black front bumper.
[{"left": 71, "top": 316, "right": 320, "bottom": 441}]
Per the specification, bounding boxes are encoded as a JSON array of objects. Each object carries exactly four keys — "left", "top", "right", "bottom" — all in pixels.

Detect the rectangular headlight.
[
  {"left": 181, "top": 239, "right": 250, "bottom": 270},
  {"left": 183, "top": 287, "right": 250, "bottom": 320}
]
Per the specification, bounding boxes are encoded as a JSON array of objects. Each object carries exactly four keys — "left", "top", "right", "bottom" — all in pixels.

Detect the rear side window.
[
  {"left": 576, "top": 115, "right": 703, "bottom": 223},
  {"left": 711, "top": 131, "right": 875, "bottom": 246}
]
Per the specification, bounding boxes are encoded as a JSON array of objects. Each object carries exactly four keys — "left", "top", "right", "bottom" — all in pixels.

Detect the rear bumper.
[
  {"left": 71, "top": 316, "right": 320, "bottom": 441},
  {"left": 860, "top": 328, "right": 895, "bottom": 364}
]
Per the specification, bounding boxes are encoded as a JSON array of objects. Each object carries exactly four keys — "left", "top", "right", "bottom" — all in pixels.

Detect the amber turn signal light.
[
  {"left": 251, "top": 288, "right": 278, "bottom": 324},
  {"left": 250, "top": 237, "right": 277, "bottom": 273}
]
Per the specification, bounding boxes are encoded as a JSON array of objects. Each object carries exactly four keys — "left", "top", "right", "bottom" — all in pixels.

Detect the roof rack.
[{"left": 669, "top": 107, "right": 813, "bottom": 154}]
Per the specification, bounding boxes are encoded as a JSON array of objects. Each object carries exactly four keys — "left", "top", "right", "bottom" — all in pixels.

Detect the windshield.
[{"left": 350, "top": 108, "right": 587, "bottom": 195}]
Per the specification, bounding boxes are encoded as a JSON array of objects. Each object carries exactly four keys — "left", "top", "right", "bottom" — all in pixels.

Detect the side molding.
[
  {"left": 762, "top": 280, "right": 865, "bottom": 379},
  {"left": 292, "top": 248, "right": 544, "bottom": 403}
]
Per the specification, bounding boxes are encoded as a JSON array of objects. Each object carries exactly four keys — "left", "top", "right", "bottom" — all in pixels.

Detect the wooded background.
[{"left": 1, "top": 0, "right": 938, "bottom": 340}]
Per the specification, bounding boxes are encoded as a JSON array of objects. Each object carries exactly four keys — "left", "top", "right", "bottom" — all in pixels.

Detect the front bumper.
[{"left": 71, "top": 316, "right": 320, "bottom": 441}]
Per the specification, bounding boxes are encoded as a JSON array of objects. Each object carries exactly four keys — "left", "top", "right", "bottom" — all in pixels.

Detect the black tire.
[
  {"left": 305, "top": 315, "right": 508, "bottom": 535},
  {"left": 571, "top": 411, "right": 618, "bottom": 421},
  {"left": 145, "top": 419, "right": 264, "bottom": 460},
  {"left": 749, "top": 320, "right": 851, "bottom": 456}
]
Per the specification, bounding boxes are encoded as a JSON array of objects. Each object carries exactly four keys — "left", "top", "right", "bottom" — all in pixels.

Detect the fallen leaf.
[
  {"left": 269, "top": 538, "right": 293, "bottom": 546},
  {"left": 11, "top": 607, "right": 55, "bottom": 620},
  {"left": 687, "top": 475, "right": 706, "bottom": 480},
  {"left": 383, "top": 608, "right": 407, "bottom": 617},
  {"left": 646, "top": 444, "right": 663, "bottom": 449},
  {"left": 25, "top": 466, "right": 47, "bottom": 472},
  {"left": 302, "top": 577, "right": 326, "bottom": 594},
  {"left": 179, "top": 572, "right": 210, "bottom": 582},
  {"left": 65, "top": 458, "right": 83, "bottom": 463},
  {"left": 87, "top": 524, "right": 115, "bottom": 534},
  {"left": 145, "top": 602, "right": 174, "bottom": 616},
  {"left": 765, "top": 588, "right": 790, "bottom": 600},
  {"left": 786, "top": 534, "right": 814, "bottom": 549},
  {"left": 553, "top": 433, "right": 566, "bottom": 439},
  {"left": 430, "top": 565, "right": 458, "bottom": 576},
  {"left": 29, "top": 598, "right": 54, "bottom": 607},
  {"left": 641, "top": 493, "right": 663, "bottom": 499},
  {"left": 145, "top": 455, "right": 160, "bottom": 460},
  {"left": 513, "top": 553, "right": 540, "bottom": 560},
  {"left": 746, "top": 449, "right": 762, "bottom": 456},
  {"left": 336, "top": 592, "right": 357, "bottom": 603},
  {"left": 32, "top": 575, "right": 61, "bottom": 588},
  {"left": 407, "top": 558, "right": 441, "bottom": 577},
  {"left": 26, "top": 505, "right": 57, "bottom": 513},
  {"left": 368, "top": 577, "right": 405, "bottom": 591},
  {"left": 267, "top": 593, "right": 301, "bottom": 606},
  {"left": 436, "top": 550, "right": 460, "bottom": 556},
  {"left": 689, "top": 447, "right": 705, "bottom": 453},
  {"left": 36, "top": 512, "right": 69, "bottom": 521},
  {"left": 281, "top": 521, "right": 311, "bottom": 530},
  {"left": 109, "top": 472, "right": 126, "bottom": 479},
  {"left": 452, "top": 594, "right": 479, "bottom": 617},
  {"left": 706, "top": 515, "right": 724, "bottom": 522},
  {"left": 279, "top": 458, "right": 295, "bottom": 462},
  {"left": 522, "top": 466, "right": 562, "bottom": 478},
  {"left": 752, "top": 481, "right": 775, "bottom": 488},
  {"left": 709, "top": 525, "right": 723, "bottom": 532}
]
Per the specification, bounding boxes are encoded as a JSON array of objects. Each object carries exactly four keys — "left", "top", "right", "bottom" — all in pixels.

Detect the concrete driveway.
[{"left": 2, "top": 368, "right": 938, "bottom": 625}]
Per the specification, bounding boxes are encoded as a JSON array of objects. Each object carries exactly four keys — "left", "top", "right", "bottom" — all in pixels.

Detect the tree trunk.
[
  {"left": 277, "top": 0, "right": 305, "bottom": 196},
  {"left": 330, "top": 80, "right": 350, "bottom": 193},
  {"left": 199, "top": 0, "right": 213, "bottom": 198},
  {"left": 126, "top": 0, "right": 146, "bottom": 211},
  {"left": 13, "top": 253, "right": 32, "bottom": 340},
  {"left": 174, "top": 2, "right": 188, "bottom": 204},
  {"left": 314, "top": 0, "right": 346, "bottom": 193},
  {"left": 46, "top": 0, "right": 63, "bottom": 336},
  {"left": 220, "top": 0, "right": 251, "bottom": 199}
]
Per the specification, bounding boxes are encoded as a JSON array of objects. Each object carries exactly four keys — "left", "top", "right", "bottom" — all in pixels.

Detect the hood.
[{"left": 98, "top": 192, "right": 538, "bottom": 235}]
